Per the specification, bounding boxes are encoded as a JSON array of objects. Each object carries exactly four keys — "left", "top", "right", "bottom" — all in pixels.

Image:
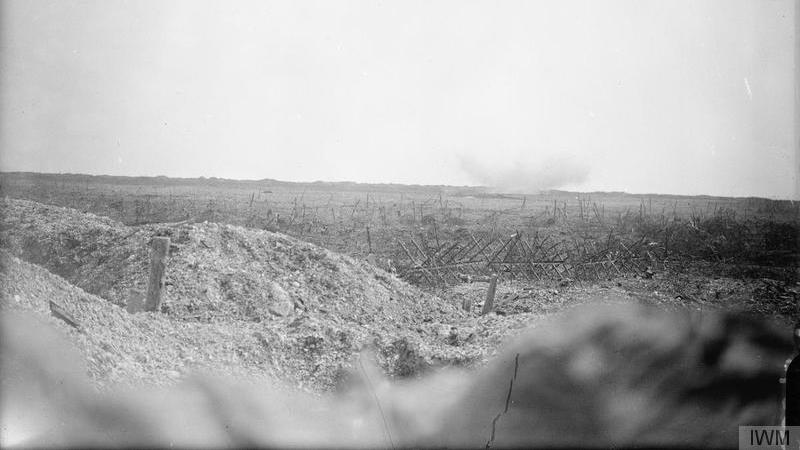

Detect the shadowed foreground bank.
[{"left": 1, "top": 304, "right": 791, "bottom": 448}]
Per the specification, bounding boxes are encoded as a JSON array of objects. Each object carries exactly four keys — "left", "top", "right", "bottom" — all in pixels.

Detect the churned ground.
[
  {"left": 0, "top": 198, "right": 796, "bottom": 447},
  {"left": 0, "top": 198, "right": 591, "bottom": 391},
  {"left": 0, "top": 198, "right": 794, "bottom": 389}
]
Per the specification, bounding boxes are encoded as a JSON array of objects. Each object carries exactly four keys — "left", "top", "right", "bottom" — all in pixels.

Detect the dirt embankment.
[
  {"left": 0, "top": 199, "right": 547, "bottom": 390},
  {"left": 1, "top": 198, "right": 795, "bottom": 448},
  {"left": 3, "top": 198, "right": 793, "bottom": 394},
  {"left": 0, "top": 198, "right": 460, "bottom": 325}
]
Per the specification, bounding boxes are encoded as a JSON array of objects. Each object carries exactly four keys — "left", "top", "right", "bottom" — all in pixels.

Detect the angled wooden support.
[
  {"left": 488, "top": 235, "right": 515, "bottom": 265},
  {"left": 397, "top": 240, "right": 418, "bottom": 265},
  {"left": 49, "top": 300, "right": 82, "bottom": 331}
]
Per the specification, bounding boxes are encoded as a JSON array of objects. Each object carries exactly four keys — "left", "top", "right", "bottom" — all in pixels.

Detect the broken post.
[
  {"left": 145, "top": 237, "right": 170, "bottom": 312},
  {"left": 481, "top": 274, "right": 498, "bottom": 315},
  {"left": 433, "top": 220, "right": 440, "bottom": 250}
]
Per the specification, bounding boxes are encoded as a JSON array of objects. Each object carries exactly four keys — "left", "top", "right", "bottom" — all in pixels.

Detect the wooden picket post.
[
  {"left": 481, "top": 274, "right": 498, "bottom": 315},
  {"left": 145, "top": 237, "right": 170, "bottom": 312}
]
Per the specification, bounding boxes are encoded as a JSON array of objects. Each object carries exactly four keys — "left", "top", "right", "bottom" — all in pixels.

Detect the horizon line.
[{"left": 0, "top": 170, "right": 796, "bottom": 202}]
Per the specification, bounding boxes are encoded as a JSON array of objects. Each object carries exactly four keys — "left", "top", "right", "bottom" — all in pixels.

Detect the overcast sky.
[{"left": 1, "top": 0, "right": 796, "bottom": 198}]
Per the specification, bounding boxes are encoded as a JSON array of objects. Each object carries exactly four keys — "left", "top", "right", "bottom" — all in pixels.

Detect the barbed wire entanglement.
[{"left": 396, "top": 230, "right": 659, "bottom": 286}]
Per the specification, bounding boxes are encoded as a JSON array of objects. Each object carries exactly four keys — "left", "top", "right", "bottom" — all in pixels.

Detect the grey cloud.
[{"left": 458, "top": 153, "right": 590, "bottom": 193}]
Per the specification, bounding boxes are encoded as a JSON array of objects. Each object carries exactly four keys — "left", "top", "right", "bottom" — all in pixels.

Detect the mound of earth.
[
  {"left": 0, "top": 250, "right": 281, "bottom": 388},
  {"left": 1, "top": 250, "right": 476, "bottom": 390},
  {"left": 0, "top": 244, "right": 554, "bottom": 391},
  {"left": 0, "top": 198, "right": 462, "bottom": 326},
  {"left": 11, "top": 197, "right": 783, "bottom": 394},
  {"left": 0, "top": 200, "right": 550, "bottom": 389}
]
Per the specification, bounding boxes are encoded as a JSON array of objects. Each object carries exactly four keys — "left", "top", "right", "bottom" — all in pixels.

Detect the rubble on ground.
[
  {"left": 0, "top": 200, "right": 550, "bottom": 390},
  {"left": 4, "top": 198, "right": 791, "bottom": 393}
]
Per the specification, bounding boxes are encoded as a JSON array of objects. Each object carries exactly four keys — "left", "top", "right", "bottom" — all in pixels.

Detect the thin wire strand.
[{"left": 358, "top": 356, "right": 396, "bottom": 449}]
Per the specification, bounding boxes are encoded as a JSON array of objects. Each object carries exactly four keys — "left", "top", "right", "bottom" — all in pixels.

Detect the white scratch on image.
[{"left": 743, "top": 77, "right": 752, "bottom": 100}]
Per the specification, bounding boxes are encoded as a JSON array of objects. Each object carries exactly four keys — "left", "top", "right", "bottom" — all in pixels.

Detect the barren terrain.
[{"left": 0, "top": 172, "right": 797, "bottom": 447}]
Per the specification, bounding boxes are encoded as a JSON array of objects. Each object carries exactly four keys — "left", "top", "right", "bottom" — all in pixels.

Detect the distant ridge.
[
  {"left": 0, "top": 171, "right": 788, "bottom": 202},
  {"left": 0, "top": 171, "right": 481, "bottom": 195}
]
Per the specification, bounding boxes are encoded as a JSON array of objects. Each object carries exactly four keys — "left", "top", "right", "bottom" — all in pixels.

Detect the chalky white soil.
[
  {"left": 0, "top": 199, "right": 570, "bottom": 390},
  {"left": 1, "top": 198, "right": 793, "bottom": 394}
]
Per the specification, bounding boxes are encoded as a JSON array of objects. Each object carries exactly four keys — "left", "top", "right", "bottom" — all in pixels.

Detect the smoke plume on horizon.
[{"left": 458, "top": 153, "right": 590, "bottom": 193}]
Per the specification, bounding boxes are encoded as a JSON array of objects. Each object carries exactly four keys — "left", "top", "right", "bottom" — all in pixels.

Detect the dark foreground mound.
[
  {"left": 2, "top": 303, "right": 791, "bottom": 448},
  {"left": 430, "top": 305, "right": 791, "bottom": 448}
]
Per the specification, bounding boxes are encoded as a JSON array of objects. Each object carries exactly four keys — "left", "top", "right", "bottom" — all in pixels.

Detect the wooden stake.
[
  {"left": 481, "top": 274, "right": 498, "bottom": 315},
  {"left": 145, "top": 237, "right": 170, "bottom": 312}
]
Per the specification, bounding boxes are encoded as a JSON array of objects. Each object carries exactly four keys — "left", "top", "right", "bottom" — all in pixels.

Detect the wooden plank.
[{"left": 49, "top": 301, "right": 81, "bottom": 331}]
